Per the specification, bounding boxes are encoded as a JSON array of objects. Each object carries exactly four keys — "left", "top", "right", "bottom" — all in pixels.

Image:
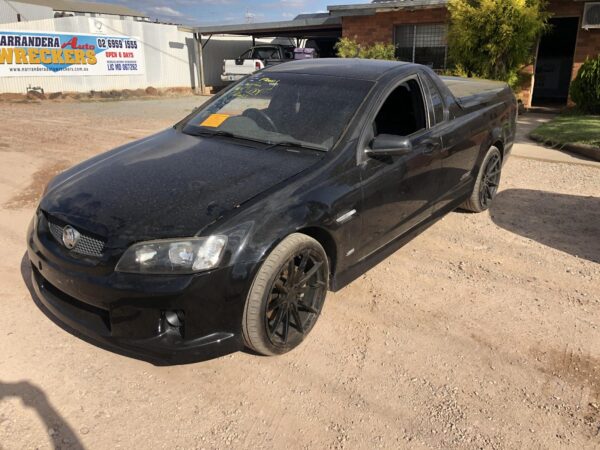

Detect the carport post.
[{"left": 193, "top": 32, "right": 206, "bottom": 95}]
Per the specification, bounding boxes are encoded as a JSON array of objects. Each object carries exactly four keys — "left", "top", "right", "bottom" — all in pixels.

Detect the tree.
[{"left": 447, "top": 0, "right": 549, "bottom": 87}]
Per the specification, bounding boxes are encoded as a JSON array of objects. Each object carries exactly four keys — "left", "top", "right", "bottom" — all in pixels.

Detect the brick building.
[{"left": 328, "top": 0, "right": 600, "bottom": 108}]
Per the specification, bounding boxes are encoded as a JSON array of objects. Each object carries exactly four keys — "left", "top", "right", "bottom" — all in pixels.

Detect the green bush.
[
  {"left": 570, "top": 56, "right": 600, "bottom": 114},
  {"left": 447, "top": 0, "right": 549, "bottom": 88},
  {"left": 335, "top": 37, "right": 360, "bottom": 58},
  {"left": 335, "top": 37, "right": 396, "bottom": 61}
]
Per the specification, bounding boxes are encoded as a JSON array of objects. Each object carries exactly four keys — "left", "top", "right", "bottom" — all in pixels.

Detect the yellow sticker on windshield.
[{"left": 200, "top": 114, "right": 230, "bottom": 128}]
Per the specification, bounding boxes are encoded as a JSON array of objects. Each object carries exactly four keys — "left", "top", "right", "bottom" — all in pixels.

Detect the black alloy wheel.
[
  {"left": 242, "top": 233, "right": 329, "bottom": 356},
  {"left": 265, "top": 249, "right": 327, "bottom": 346},
  {"left": 461, "top": 146, "right": 503, "bottom": 213},
  {"left": 479, "top": 151, "right": 501, "bottom": 209}
]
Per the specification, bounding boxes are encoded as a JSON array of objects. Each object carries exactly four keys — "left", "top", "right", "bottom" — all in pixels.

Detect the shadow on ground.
[
  {"left": 0, "top": 380, "right": 85, "bottom": 449},
  {"left": 491, "top": 189, "right": 600, "bottom": 263}
]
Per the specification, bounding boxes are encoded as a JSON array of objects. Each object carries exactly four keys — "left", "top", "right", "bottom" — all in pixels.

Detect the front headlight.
[{"left": 115, "top": 236, "right": 227, "bottom": 274}]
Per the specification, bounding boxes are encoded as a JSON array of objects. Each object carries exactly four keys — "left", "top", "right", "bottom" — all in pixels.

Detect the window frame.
[
  {"left": 357, "top": 73, "right": 431, "bottom": 164},
  {"left": 421, "top": 73, "right": 448, "bottom": 125}
]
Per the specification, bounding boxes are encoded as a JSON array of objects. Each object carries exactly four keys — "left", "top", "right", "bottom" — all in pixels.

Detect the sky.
[{"left": 103, "top": 0, "right": 368, "bottom": 26}]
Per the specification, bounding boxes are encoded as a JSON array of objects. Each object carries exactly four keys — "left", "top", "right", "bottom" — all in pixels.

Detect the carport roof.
[{"left": 182, "top": 14, "right": 342, "bottom": 38}]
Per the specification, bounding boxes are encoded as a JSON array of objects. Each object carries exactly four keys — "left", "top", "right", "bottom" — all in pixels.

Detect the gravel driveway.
[{"left": 0, "top": 97, "right": 598, "bottom": 449}]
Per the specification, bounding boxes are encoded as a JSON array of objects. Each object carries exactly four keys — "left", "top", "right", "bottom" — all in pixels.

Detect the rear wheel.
[
  {"left": 242, "top": 233, "right": 329, "bottom": 356},
  {"left": 461, "top": 146, "right": 502, "bottom": 213}
]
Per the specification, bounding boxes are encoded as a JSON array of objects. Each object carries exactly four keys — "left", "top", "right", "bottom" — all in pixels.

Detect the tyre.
[
  {"left": 242, "top": 233, "right": 329, "bottom": 356},
  {"left": 461, "top": 146, "right": 502, "bottom": 213}
]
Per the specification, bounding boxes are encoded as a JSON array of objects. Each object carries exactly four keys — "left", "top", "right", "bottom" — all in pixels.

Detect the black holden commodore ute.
[{"left": 27, "top": 59, "right": 517, "bottom": 364}]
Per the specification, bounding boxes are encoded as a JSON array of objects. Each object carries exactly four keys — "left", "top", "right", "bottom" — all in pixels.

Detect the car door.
[{"left": 357, "top": 74, "right": 444, "bottom": 258}]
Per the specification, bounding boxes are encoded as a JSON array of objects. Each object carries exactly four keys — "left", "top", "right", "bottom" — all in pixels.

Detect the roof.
[
  {"left": 11, "top": 0, "right": 147, "bottom": 17},
  {"left": 293, "top": 13, "right": 331, "bottom": 20},
  {"left": 263, "top": 58, "right": 412, "bottom": 81},
  {"left": 183, "top": 15, "right": 342, "bottom": 38},
  {"left": 328, "top": 0, "right": 448, "bottom": 15}
]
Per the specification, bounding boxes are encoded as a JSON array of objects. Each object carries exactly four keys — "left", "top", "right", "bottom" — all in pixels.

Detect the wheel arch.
[
  {"left": 492, "top": 140, "right": 505, "bottom": 160},
  {"left": 296, "top": 226, "right": 338, "bottom": 279}
]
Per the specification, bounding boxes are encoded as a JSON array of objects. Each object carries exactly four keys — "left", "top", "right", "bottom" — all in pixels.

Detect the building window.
[{"left": 394, "top": 24, "right": 448, "bottom": 70}]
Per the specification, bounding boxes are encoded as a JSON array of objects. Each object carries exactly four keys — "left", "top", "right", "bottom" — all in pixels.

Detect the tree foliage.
[
  {"left": 447, "top": 0, "right": 549, "bottom": 86},
  {"left": 570, "top": 56, "right": 600, "bottom": 114},
  {"left": 335, "top": 37, "right": 396, "bottom": 60}
]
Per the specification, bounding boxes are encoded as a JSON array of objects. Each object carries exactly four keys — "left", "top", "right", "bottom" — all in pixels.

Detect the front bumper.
[{"left": 27, "top": 218, "right": 256, "bottom": 365}]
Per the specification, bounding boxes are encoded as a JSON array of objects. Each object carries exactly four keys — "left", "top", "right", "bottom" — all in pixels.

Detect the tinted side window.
[
  {"left": 252, "top": 48, "right": 279, "bottom": 60},
  {"left": 283, "top": 48, "right": 294, "bottom": 59},
  {"left": 373, "top": 79, "right": 427, "bottom": 137},
  {"left": 423, "top": 75, "right": 445, "bottom": 124}
]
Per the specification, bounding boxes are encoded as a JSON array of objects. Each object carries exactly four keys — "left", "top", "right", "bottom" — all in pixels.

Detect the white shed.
[{"left": 0, "top": 0, "right": 53, "bottom": 24}]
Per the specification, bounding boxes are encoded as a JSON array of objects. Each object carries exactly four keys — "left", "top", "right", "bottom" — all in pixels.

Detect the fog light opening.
[{"left": 160, "top": 310, "right": 185, "bottom": 338}]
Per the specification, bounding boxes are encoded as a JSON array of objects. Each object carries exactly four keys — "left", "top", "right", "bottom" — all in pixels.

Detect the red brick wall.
[
  {"left": 342, "top": 8, "right": 449, "bottom": 45},
  {"left": 547, "top": 0, "right": 600, "bottom": 80},
  {"left": 519, "top": 1, "right": 600, "bottom": 107},
  {"left": 341, "top": 1, "right": 599, "bottom": 107}
]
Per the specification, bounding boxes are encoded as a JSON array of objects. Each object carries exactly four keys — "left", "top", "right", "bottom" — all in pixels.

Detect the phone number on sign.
[{"left": 97, "top": 38, "right": 138, "bottom": 49}]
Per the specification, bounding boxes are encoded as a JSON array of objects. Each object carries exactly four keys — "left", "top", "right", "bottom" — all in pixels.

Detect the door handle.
[{"left": 422, "top": 140, "right": 441, "bottom": 155}]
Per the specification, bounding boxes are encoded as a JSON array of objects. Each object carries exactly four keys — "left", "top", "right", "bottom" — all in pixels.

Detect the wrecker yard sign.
[{"left": 0, "top": 30, "right": 145, "bottom": 77}]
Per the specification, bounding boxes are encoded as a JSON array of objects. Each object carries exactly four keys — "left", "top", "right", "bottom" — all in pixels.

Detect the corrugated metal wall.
[
  {"left": 0, "top": 0, "right": 53, "bottom": 24},
  {"left": 0, "top": 16, "right": 266, "bottom": 93},
  {"left": 0, "top": 14, "right": 287, "bottom": 93},
  {"left": 0, "top": 16, "right": 195, "bottom": 93}
]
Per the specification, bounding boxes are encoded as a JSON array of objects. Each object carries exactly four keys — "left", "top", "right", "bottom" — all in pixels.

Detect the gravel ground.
[{"left": 0, "top": 97, "right": 599, "bottom": 449}]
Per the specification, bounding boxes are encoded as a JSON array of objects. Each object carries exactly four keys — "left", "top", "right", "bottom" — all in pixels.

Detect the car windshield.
[{"left": 183, "top": 72, "right": 373, "bottom": 151}]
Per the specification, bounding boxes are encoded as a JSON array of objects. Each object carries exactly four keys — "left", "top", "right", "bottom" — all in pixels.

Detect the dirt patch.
[
  {"left": 0, "top": 100, "right": 598, "bottom": 449},
  {"left": 0, "top": 87, "right": 198, "bottom": 104},
  {"left": 539, "top": 349, "right": 600, "bottom": 398},
  {"left": 533, "top": 346, "right": 600, "bottom": 437},
  {"left": 0, "top": 93, "right": 26, "bottom": 101},
  {"left": 3, "top": 161, "right": 69, "bottom": 210}
]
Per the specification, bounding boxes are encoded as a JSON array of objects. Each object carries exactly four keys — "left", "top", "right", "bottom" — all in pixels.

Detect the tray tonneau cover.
[{"left": 440, "top": 76, "right": 508, "bottom": 109}]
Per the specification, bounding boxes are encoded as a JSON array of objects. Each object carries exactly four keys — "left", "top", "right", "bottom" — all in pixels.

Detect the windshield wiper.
[
  {"left": 187, "top": 129, "right": 237, "bottom": 139},
  {"left": 187, "top": 128, "right": 272, "bottom": 146},
  {"left": 263, "top": 141, "right": 326, "bottom": 152},
  {"left": 186, "top": 128, "right": 325, "bottom": 151}
]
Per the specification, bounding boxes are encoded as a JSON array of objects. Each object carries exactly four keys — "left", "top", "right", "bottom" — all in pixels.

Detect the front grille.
[{"left": 48, "top": 220, "right": 105, "bottom": 257}]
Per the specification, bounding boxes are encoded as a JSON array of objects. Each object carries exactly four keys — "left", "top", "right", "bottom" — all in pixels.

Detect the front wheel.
[
  {"left": 242, "top": 233, "right": 329, "bottom": 356},
  {"left": 461, "top": 146, "right": 502, "bottom": 213}
]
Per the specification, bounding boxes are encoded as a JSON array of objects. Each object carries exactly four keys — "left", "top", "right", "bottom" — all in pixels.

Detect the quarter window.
[
  {"left": 394, "top": 24, "right": 448, "bottom": 70},
  {"left": 423, "top": 75, "right": 445, "bottom": 124}
]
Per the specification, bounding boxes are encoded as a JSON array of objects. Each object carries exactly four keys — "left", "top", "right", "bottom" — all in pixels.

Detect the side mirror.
[
  {"left": 235, "top": 58, "right": 244, "bottom": 65},
  {"left": 366, "top": 134, "right": 413, "bottom": 157}
]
